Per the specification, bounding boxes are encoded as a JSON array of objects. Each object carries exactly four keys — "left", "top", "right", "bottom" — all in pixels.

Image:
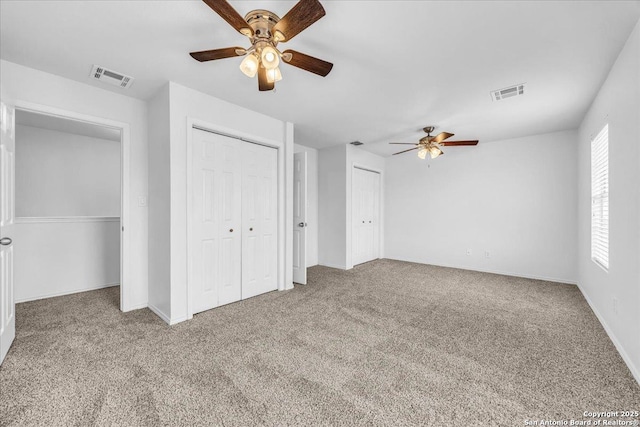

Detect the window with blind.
[{"left": 591, "top": 124, "right": 609, "bottom": 270}]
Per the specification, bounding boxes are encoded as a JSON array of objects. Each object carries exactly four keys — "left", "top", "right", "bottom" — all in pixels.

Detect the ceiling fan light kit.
[
  {"left": 239, "top": 55, "right": 259, "bottom": 78},
  {"left": 390, "top": 126, "right": 479, "bottom": 160},
  {"left": 266, "top": 67, "right": 283, "bottom": 84},
  {"left": 190, "top": 0, "right": 333, "bottom": 91}
]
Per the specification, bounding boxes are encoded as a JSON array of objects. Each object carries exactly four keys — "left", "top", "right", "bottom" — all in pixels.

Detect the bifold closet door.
[
  {"left": 241, "top": 142, "right": 278, "bottom": 299},
  {"left": 352, "top": 167, "right": 380, "bottom": 266},
  {"left": 191, "top": 129, "right": 242, "bottom": 314}
]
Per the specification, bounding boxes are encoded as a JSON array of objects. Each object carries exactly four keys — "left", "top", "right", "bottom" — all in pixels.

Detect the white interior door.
[
  {"left": 190, "top": 129, "right": 242, "bottom": 314},
  {"left": 352, "top": 167, "right": 366, "bottom": 266},
  {"left": 352, "top": 167, "right": 380, "bottom": 266},
  {"left": 0, "top": 101, "right": 16, "bottom": 365},
  {"left": 217, "top": 135, "right": 243, "bottom": 306},
  {"left": 370, "top": 171, "right": 381, "bottom": 261},
  {"left": 292, "top": 152, "right": 307, "bottom": 284},
  {"left": 242, "top": 142, "right": 278, "bottom": 299}
]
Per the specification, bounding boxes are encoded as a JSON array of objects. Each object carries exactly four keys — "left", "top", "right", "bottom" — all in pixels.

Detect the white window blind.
[{"left": 591, "top": 124, "right": 609, "bottom": 270}]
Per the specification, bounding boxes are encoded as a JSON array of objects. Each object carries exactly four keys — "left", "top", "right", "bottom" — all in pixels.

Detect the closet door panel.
[
  {"left": 241, "top": 144, "right": 260, "bottom": 298},
  {"left": 217, "top": 137, "right": 242, "bottom": 306},
  {"left": 352, "top": 168, "right": 366, "bottom": 266},
  {"left": 365, "top": 171, "right": 375, "bottom": 262},
  {"left": 242, "top": 142, "right": 277, "bottom": 299},
  {"left": 192, "top": 131, "right": 220, "bottom": 313},
  {"left": 371, "top": 171, "right": 381, "bottom": 260}
]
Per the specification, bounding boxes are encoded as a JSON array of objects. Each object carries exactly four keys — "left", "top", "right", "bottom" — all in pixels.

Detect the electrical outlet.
[
  {"left": 466, "top": 249, "right": 472, "bottom": 256},
  {"left": 485, "top": 251, "right": 491, "bottom": 258},
  {"left": 613, "top": 297, "right": 619, "bottom": 315},
  {"left": 138, "top": 195, "right": 148, "bottom": 207}
]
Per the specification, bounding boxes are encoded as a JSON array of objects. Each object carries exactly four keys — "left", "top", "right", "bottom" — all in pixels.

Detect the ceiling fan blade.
[
  {"left": 282, "top": 50, "right": 333, "bottom": 77},
  {"left": 202, "top": 0, "right": 253, "bottom": 37},
  {"left": 190, "top": 47, "right": 244, "bottom": 62},
  {"left": 430, "top": 132, "right": 454, "bottom": 144},
  {"left": 389, "top": 143, "right": 418, "bottom": 145},
  {"left": 392, "top": 147, "right": 420, "bottom": 156},
  {"left": 440, "top": 140, "right": 479, "bottom": 146},
  {"left": 258, "top": 66, "right": 274, "bottom": 92},
  {"left": 272, "top": 0, "right": 326, "bottom": 42}
]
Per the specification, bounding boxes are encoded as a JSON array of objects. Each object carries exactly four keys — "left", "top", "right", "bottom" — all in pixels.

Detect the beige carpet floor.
[{"left": 1, "top": 259, "right": 639, "bottom": 426}]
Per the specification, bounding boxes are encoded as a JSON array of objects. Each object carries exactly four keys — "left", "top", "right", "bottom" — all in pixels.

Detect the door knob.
[
  {"left": 250, "top": 227, "right": 253, "bottom": 231},
  {"left": 229, "top": 229, "right": 233, "bottom": 233},
  {"left": 0, "top": 237, "right": 12, "bottom": 246},
  {"left": 298, "top": 222, "right": 307, "bottom": 227}
]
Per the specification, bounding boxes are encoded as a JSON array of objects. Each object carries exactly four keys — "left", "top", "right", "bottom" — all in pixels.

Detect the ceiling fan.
[
  {"left": 189, "top": 0, "right": 333, "bottom": 91},
  {"left": 390, "top": 126, "right": 479, "bottom": 159}
]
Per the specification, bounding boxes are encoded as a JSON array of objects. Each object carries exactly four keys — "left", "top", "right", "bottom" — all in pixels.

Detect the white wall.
[
  {"left": 318, "top": 145, "right": 347, "bottom": 269},
  {"left": 1, "top": 60, "right": 149, "bottom": 311},
  {"left": 147, "top": 84, "right": 171, "bottom": 317},
  {"left": 14, "top": 219, "right": 120, "bottom": 302},
  {"left": 15, "top": 124, "right": 120, "bottom": 217},
  {"left": 147, "top": 82, "right": 294, "bottom": 324},
  {"left": 577, "top": 18, "right": 640, "bottom": 383},
  {"left": 294, "top": 143, "right": 318, "bottom": 267},
  {"left": 385, "top": 130, "right": 578, "bottom": 284}
]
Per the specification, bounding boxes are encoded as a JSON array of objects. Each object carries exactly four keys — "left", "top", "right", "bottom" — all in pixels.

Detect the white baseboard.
[
  {"left": 147, "top": 303, "right": 171, "bottom": 325},
  {"left": 465, "top": 266, "right": 576, "bottom": 285},
  {"left": 577, "top": 284, "right": 640, "bottom": 386},
  {"left": 318, "top": 262, "right": 348, "bottom": 270},
  {"left": 385, "top": 257, "right": 577, "bottom": 285},
  {"left": 169, "top": 316, "right": 188, "bottom": 325},
  {"left": 15, "top": 283, "right": 119, "bottom": 303},
  {"left": 147, "top": 303, "right": 187, "bottom": 326},
  {"left": 122, "top": 302, "right": 148, "bottom": 312}
]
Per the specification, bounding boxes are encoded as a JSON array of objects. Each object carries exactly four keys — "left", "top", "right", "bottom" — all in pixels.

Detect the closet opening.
[{"left": 12, "top": 106, "right": 130, "bottom": 311}]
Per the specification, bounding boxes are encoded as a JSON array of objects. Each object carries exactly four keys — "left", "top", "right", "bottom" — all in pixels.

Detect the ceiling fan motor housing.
[{"left": 245, "top": 10, "right": 281, "bottom": 45}]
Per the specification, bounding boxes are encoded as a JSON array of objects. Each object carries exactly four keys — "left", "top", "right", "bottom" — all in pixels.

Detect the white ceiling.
[{"left": 1, "top": 1, "right": 639, "bottom": 155}]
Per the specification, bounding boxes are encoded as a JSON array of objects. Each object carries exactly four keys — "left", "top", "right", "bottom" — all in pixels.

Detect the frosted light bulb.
[
  {"left": 417, "top": 148, "right": 428, "bottom": 159},
  {"left": 266, "top": 67, "right": 282, "bottom": 83},
  {"left": 239, "top": 54, "right": 258, "bottom": 78},
  {"left": 429, "top": 146, "right": 443, "bottom": 159},
  {"left": 261, "top": 46, "right": 280, "bottom": 70}
]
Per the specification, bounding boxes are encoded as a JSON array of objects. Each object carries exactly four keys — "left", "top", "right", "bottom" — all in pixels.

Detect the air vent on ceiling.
[
  {"left": 350, "top": 141, "right": 364, "bottom": 146},
  {"left": 90, "top": 65, "right": 134, "bottom": 89},
  {"left": 491, "top": 83, "right": 525, "bottom": 101}
]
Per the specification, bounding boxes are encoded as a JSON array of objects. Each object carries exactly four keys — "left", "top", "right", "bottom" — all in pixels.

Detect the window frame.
[{"left": 590, "top": 123, "right": 609, "bottom": 271}]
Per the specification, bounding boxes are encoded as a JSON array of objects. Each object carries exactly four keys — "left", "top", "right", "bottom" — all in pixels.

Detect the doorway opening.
[{"left": 13, "top": 106, "right": 130, "bottom": 311}]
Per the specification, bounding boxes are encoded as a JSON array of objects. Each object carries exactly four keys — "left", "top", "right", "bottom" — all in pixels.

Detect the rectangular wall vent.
[
  {"left": 350, "top": 141, "right": 364, "bottom": 146},
  {"left": 491, "top": 83, "right": 525, "bottom": 101},
  {"left": 90, "top": 65, "right": 134, "bottom": 89}
]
